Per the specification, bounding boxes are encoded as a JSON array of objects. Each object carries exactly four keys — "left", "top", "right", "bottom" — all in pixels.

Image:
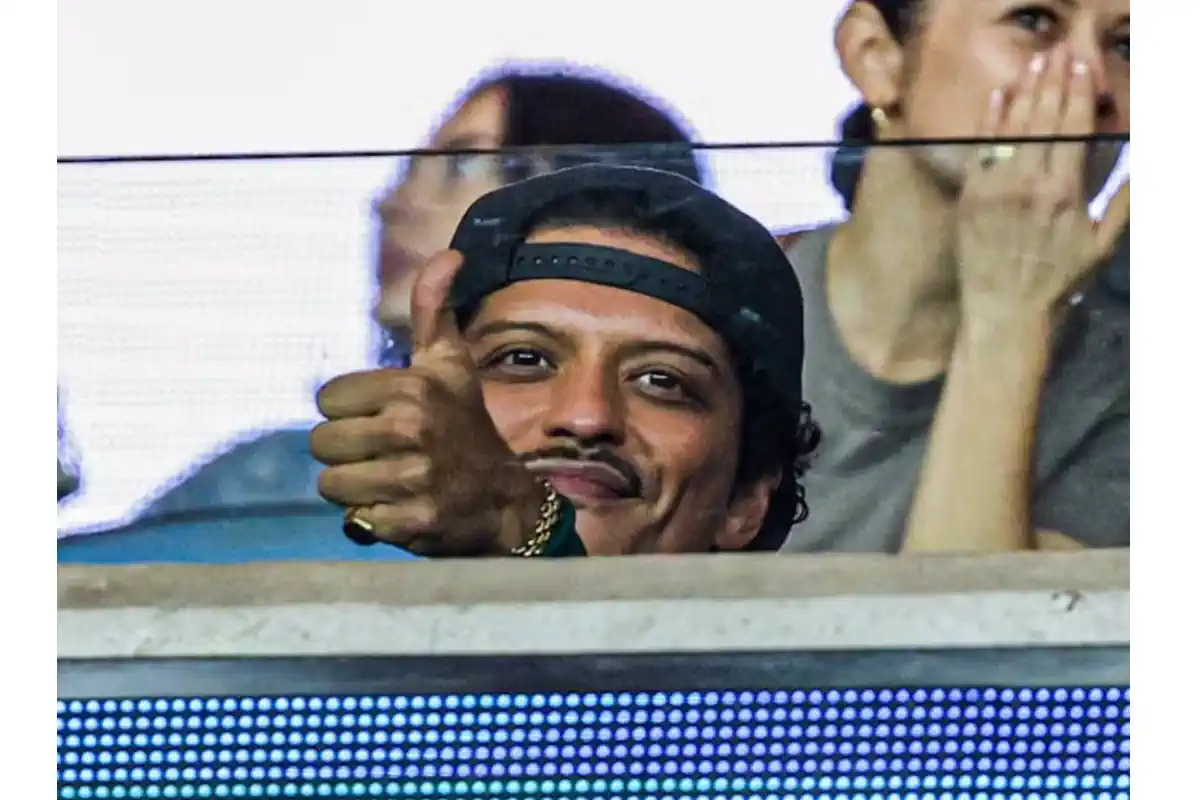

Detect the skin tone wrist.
[{"left": 959, "top": 301, "right": 1057, "bottom": 350}]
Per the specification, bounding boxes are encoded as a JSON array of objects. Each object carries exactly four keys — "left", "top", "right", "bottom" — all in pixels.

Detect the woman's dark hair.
[
  {"left": 831, "top": 0, "right": 926, "bottom": 209},
  {"left": 463, "top": 65, "right": 704, "bottom": 185},
  {"left": 522, "top": 187, "right": 822, "bottom": 551}
]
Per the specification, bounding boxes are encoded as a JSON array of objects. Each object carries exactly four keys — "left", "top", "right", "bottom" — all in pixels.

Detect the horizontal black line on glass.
[{"left": 57, "top": 135, "right": 1130, "bottom": 166}]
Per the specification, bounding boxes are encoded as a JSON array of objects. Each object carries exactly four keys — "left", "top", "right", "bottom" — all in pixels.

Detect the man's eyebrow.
[
  {"left": 622, "top": 340, "right": 721, "bottom": 374},
  {"left": 468, "top": 320, "right": 563, "bottom": 342}
]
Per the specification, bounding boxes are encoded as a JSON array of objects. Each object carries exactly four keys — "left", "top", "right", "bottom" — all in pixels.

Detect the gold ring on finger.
[
  {"left": 978, "top": 144, "right": 1017, "bottom": 170},
  {"left": 342, "top": 507, "right": 380, "bottom": 546}
]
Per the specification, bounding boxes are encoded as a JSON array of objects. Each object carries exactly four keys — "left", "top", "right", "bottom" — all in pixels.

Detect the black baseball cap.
[{"left": 447, "top": 164, "right": 807, "bottom": 412}]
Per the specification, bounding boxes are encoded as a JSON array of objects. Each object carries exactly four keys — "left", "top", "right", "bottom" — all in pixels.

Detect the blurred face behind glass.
[
  {"left": 842, "top": 0, "right": 1129, "bottom": 196},
  {"left": 464, "top": 225, "right": 776, "bottom": 555},
  {"left": 373, "top": 85, "right": 511, "bottom": 329}
]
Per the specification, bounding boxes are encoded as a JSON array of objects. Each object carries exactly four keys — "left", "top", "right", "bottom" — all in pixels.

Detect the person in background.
[
  {"left": 58, "top": 389, "right": 81, "bottom": 503},
  {"left": 311, "top": 165, "right": 819, "bottom": 556},
  {"left": 780, "top": 0, "right": 1130, "bottom": 553},
  {"left": 374, "top": 66, "right": 703, "bottom": 366},
  {"left": 58, "top": 65, "right": 703, "bottom": 563}
]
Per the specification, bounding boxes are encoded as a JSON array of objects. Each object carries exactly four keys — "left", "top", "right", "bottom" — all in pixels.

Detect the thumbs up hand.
[{"left": 311, "top": 251, "right": 546, "bottom": 556}]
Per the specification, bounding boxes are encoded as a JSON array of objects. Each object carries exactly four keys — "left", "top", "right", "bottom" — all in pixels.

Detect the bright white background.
[
  {"left": 56, "top": 0, "right": 860, "bottom": 532},
  {"left": 58, "top": 0, "right": 855, "bottom": 157}
]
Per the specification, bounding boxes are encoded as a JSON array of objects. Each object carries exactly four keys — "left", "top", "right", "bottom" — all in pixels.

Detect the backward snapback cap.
[{"left": 448, "top": 163, "right": 807, "bottom": 411}]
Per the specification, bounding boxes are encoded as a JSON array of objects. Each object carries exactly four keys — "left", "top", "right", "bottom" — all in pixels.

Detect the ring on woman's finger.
[
  {"left": 343, "top": 507, "right": 380, "bottom": 546},
  {"left": 978, "top": 144, "right": 1017, "bottom": 170}
]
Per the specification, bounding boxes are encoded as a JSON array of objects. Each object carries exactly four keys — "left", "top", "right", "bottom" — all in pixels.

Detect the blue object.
[
  {"left": 57, "top": 508, "right": 414, "bottom": 564},
  {"left": 58, "top": 428, "right": 415, "bottom": 564},
  {"left": 57, "top": 686, "right": 1130, "bottom": 797}
]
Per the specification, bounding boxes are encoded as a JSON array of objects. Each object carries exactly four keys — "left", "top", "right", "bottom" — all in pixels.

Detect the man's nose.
[{"left": 540, "top": 369, "right": 627, "bottom": 448}]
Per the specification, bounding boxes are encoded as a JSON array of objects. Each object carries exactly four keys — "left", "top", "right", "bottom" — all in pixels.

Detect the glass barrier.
[
  {"left": 57, "top": 139, "right": 1130, "bottom": 562},
  {"left": 57, "top": 139, "right": 1129, "bottom": 798},
  {"left": 57, "top": 145, "right": 838, "bottom": 534}
]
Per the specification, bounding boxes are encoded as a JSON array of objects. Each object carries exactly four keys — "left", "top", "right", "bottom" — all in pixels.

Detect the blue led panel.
[{"left": 58, "top": 686, "right": 1129, "bottom": 799}]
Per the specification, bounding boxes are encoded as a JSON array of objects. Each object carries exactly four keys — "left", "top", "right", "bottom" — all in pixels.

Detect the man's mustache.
[{"left": 518, "top": 446, "right": 643, "bottom": 497}]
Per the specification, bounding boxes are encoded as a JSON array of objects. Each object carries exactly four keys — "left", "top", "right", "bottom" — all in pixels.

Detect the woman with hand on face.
[{"left": 781, "top": 0, "right": 1131, "bottom": 554}]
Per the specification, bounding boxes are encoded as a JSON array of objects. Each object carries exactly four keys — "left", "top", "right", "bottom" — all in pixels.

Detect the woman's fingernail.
[
  {"left": 990, "top": 88, "right": 1005, "bottom": 111},
  {"left": 1030, "top": 54, "right": 1047, "bottom": 73},
  {"left": 1073, "top": 59, "right": 1090, "bottom": 76}
]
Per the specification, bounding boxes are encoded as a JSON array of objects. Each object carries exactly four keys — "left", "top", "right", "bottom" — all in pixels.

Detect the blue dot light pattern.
[{"left": 57, "top": 687, "right": 1129, "bottom": 799}]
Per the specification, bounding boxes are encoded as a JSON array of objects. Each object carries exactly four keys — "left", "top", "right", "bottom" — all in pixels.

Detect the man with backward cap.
[{"left": 311, "top": 164, "right": 821, "bottom": 557}]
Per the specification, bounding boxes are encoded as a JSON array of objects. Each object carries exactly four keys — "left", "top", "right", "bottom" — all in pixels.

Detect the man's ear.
[
  {"left": 715, "top": 471, "right": 782, "bottom": 551},
  {"left": 835, "top": 2, "right": 908, "bottom": 127}
]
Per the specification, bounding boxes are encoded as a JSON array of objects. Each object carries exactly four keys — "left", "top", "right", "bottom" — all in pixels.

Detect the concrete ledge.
[{"left": 58, "top": 550, "right": 1128, "bottom": 659}]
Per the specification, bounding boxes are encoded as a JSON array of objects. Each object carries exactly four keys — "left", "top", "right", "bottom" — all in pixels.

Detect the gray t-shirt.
[{"left": 783, "top": 226, "right": 1130, "bottom": 552}]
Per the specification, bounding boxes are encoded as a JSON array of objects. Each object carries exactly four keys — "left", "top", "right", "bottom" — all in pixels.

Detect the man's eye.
[
  {"left": 496, "top": 349, "right": 550, "bottom": 370},
  {"left": 633, "top": 371, "right": 691, "bottom": 400}
]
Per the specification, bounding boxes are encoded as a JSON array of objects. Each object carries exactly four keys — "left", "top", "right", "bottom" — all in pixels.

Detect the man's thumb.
[{"left": 410, "top": 250, "right": 465, "bottom": 354}]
